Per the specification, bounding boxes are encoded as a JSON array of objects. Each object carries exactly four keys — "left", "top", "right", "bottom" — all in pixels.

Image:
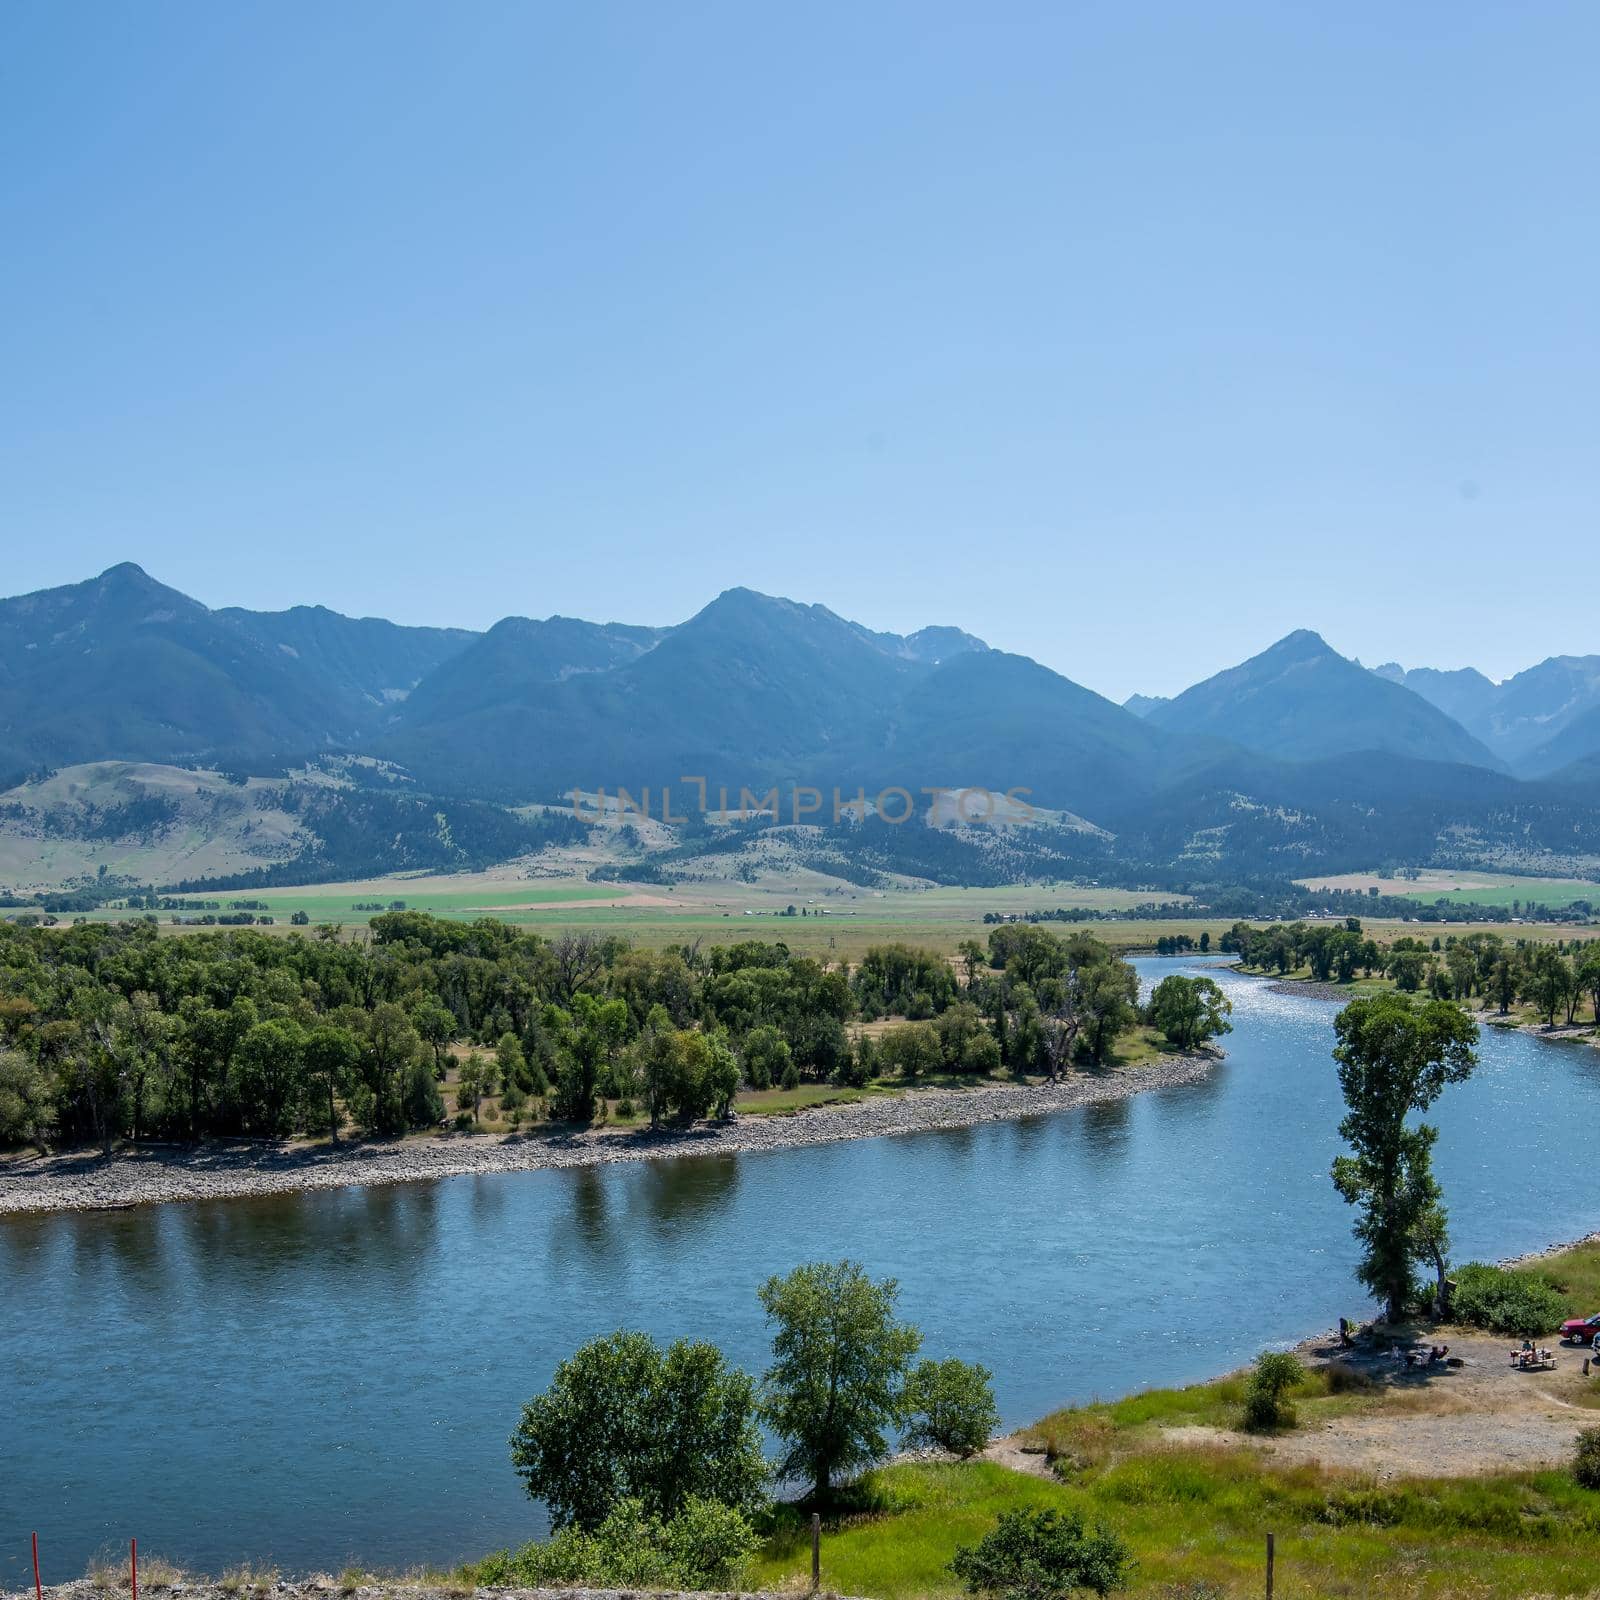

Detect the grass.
[
  {"left": 1510, "top": 1238, "right": 1600, "bottom": 1320},
  {"left": 748, "top": 1452, "right": 1600, "bottom": 1599},
  {"left": 750, "top": 1331, "right": 1600, "bottom": 1598},
  {"left": 733, "top": 1082, "right": 877, "bottom": 1115},
  {"left": 217, "top": 1565, "right": 279, "bottom": 1598},
  {"left": 88, "top": 1553, "right": 188, "bottom": 1591}
]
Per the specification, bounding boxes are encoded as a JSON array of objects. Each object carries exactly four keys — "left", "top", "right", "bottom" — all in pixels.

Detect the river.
[{"left": 4, "top": 958, "right": 1598, "bottom": 1583}]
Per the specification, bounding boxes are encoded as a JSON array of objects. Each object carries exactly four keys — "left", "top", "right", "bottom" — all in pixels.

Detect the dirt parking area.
[{"left": 1163, "top": 1331, "right": 1600, "bottom": 1477}]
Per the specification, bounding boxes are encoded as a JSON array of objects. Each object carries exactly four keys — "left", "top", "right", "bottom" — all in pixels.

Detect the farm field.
[
  {"left": 90, "top": 871, "right": 1188, "bottom": 942},
  {"left": 1298, "top": 867, "right": 1600, "bottom": 909},
  {"left": 60, "top": 861, "right": 1597, "bottom": 961}
]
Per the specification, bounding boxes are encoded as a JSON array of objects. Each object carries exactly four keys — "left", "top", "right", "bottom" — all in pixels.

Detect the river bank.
[{"left": 0, "top": 1052, "right": 1217, "bottom": 1216}]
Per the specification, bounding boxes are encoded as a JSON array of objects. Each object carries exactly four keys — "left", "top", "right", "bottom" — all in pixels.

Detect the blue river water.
[{"left": 4, "top": 957, "right": 1599, "bottom": 1582}]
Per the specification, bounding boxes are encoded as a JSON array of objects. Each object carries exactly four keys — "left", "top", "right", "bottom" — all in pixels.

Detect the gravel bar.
[{"left": 0, "top": 1054, "right": 1217, "bottom": 1217}]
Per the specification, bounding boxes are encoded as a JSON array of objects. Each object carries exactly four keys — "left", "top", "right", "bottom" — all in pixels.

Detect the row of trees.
[
  {"left": 0, "top": 912, "right": 1206, "bottom": 1152},
  {"left": 1229, "top": 918, "right": 1600, "bottom": 1021}
]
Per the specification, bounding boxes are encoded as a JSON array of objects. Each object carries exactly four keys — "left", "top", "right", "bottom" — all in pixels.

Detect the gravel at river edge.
[{"left": 0, "top": 1053, "right": 1217, "bottom": 1216}]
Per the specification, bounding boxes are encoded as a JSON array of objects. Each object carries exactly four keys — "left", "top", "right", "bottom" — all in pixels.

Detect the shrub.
[
  {"left": 902, "top": 1357, "right": 1000, "bottom": 1457},
  {"left": 950, "top": 1506, "right": 1132, "bottom": 1598},
  {"left": 1241, "top": 1350, "right": 1304, "bottom": 1432},
  {"left": 1452, "top": 1263, "right": 1568, "bottom": 1336},
  {"left": 481, "top": 1496, "right": 758, "bottom": 1591},
  {"left": 1575, "top": 1427, "right": 1600, "bottom": 1491},
  {"left": 655, "top": 1494, "right": 763, "bottom": 1587}
]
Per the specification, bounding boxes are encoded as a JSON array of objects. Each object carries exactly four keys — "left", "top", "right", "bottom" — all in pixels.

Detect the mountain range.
[
  {"left": 4, "top": 563, "right": 1600, "bottom": 886},
  {"left": 1372, "top": 656, "right": 1600, "bottom": 775}
]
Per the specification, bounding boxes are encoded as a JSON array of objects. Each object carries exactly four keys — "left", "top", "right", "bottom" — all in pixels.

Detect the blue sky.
[{"left": 2, "top": 2, "right": 1595, "bottom": 699}]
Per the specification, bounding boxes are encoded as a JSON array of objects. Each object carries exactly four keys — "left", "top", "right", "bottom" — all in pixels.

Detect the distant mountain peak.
[
  {"left": 1124, "top": 693, "right": 1169, "bottom": 718},
  {"left": 1148, "top": 630, "right": 1502, "bottom": 770},
  {"left": 97, "top": 560, "right": 154, "bottom": 583},
  {"left": 1262, "top": 628, "right": 1336, "bottom": 661},
  {"left": 901, "top": 625, "right": 988, "bottom": 664}
]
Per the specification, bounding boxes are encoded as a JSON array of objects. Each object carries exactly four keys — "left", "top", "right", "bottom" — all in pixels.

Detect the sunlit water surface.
[{"left": 5, "top": 958, "right": 1598, "bottom": 1580}]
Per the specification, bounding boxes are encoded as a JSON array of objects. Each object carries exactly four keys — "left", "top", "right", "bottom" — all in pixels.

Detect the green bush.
[
  {"left": 1240, "top": 1351, "right": 1303, "bottom": 1433},
  {"left": 1451, "top": 1263, "right": 1568, "bottom": 1336},
  {"left": 480, "top": 1495, "right": 758, "bottom": 1590},
  {"left": 902, "top": 1357, "right": 1000, "bottom": 1457},
  {"left": 951, "top": 1506, "right": 1132, "bottom": 1598},
  {"left": 1575, "top": 1428, "right": 1600, "bottom": 1491}
]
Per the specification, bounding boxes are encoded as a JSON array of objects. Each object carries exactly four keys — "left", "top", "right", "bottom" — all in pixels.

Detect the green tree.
[
  {"left": 705, "top": 1032, "right": 740, "bottom": 1118},
  {"left": 356, "top": 1002, "right": 423, "bottom": 1135},
  {"left": 1330, "top": 994, "right": 1478, "bottom": 1323},
  {"left": 509, "top": 1329, "right": 767, "bottom": 1531},
  {"left": 0, "top": 1049, "right": 52, "bottom": 1148},
  {"left": 303, "top": 1023, "right": 359, "bottom": 1143},
  {"left": 950, "top": 1507, "right": 1131, "bottom": 1599},
  {"left": 1145, "top": 974, "right": 1232, "bottom": 1050},
  {"left": 1527, "top": 945, "right": 1575, "bottom": 1027},
  {"left": 407, "top": 997, "right": 457, "bottom": 1076},
  {"left": 876, "top": 1021, "right": 944, "bottom": 1080},
  {"left": 901, "top": 1357, "right": 999, "bottom": 1457},
  {"left": 496, "top": 1031, "right": 529, "bottom": 1092},
  {"left": 740, "top": 1023, "right": 790, "bottom": 1090},
  {"left": 1577, "top": 944, "right": 1600, "bottom": 1027},
  {"left": 758, "top": 1260, "right": 922, "bottom": 1502},
  {"left": 1387, "top": 948, "right": 1428, "bottom": 992},
  {"left": 1081, "top": 958, "right": 1139, "bottom": 1064},
  {"left": 232, "top": 1017, "right": 306, "bottom": 1136},
  {"left": 457, "top": 1051, "right": 490, "bottom": 1124}
]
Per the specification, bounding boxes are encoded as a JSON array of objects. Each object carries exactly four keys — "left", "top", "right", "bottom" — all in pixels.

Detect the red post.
[
  {"left": 32, "top": 1532, "right": 43, "bottom": 1600},
  {"left": 131, "top": 1539, "right": 137, "bottom": 1600}
]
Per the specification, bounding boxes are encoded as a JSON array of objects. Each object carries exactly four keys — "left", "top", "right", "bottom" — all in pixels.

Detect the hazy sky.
[{"left": 3, "top": 2, "right": 1596, "bottom": 699}]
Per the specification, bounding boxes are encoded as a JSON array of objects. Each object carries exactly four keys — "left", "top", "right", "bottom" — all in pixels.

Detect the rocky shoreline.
[
  {"left": 1482, "top": 1013, "right": 1600, "bottom": 1050},
  {"left": 0, "top": 1053, "right": 1217, "bottom": 1217}
]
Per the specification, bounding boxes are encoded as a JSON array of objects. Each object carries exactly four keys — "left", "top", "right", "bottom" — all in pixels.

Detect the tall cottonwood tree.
[
  {"left": 1330, "top": 993, "right": 1478, "bottom": 1323},
  {"left": 758, "top": 1260, "right": 921, "bottom": 1502}
]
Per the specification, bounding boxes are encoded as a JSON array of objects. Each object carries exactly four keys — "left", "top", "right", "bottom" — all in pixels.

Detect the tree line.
[
  {"left": 1226, "top": 918, "right": 1600, "bottom": 1021},
  {"left": 0, "top": 914, "right": 1233, "bottom": 1153}
]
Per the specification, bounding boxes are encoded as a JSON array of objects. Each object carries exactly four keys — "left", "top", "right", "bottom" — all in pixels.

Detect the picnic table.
[{"left": 1510, "top": 1348, "right": 1557, "bottom": 1371}]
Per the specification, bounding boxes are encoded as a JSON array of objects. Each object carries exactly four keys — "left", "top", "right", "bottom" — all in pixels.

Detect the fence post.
[
  {"left": 810, "top": 1511, "right": 820, "bottom": 1591},
  {"left": 1265, "top": 1530, "right": 1275, "bottom": 1598},
  {"left": 131, "top": 1539, "right": 138, "bottom": 1600},
  {"left": 33, "top": 1532, "right": 43, "bottom": 1600}
]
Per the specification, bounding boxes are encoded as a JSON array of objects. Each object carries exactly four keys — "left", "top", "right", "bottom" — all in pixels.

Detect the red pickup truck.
[{"left": 1560, "top": 1312, "right": 1600, "bottom": 1345}]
